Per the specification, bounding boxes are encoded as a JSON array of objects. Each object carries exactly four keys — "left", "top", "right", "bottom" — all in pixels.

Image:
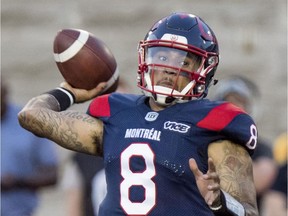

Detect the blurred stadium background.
[{"left": 2, "top": 0, "right": 287, "bottom": 215}]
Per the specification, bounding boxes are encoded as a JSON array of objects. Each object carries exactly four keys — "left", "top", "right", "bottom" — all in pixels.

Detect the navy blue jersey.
[{"left": 87, "top": 93, "right": 257, "bottom": 216}]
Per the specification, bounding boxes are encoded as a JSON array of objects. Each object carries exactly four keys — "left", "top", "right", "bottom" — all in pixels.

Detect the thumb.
[
  {"left": 87, "top": 82, "right": 107, "bottom": 97},
  {"left": 189, "top": 158, "right": 203, "bottom": 179}
]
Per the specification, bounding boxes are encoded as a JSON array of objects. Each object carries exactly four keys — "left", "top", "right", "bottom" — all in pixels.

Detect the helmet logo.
[
  {"left": 170, "top": 34, "right": 178, "bottom": 41},
  {"left": 161, "top": 34, "right": 188, "bottom": 44}
]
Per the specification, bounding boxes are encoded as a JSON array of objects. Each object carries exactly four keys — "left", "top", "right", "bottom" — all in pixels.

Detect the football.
[{"left": 53, "top": 28, "right": 119, "bottom": 93}]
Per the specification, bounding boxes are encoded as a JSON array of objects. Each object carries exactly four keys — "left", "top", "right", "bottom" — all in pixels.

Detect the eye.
[
  {"left": 179, "top": 61, "right": 189, "bottom": 67},
  {"left": 159, "top": 56, "right": 167, "bottom": 62}
]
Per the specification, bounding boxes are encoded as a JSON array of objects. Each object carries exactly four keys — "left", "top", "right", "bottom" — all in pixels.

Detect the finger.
[
  {"left": 204, "top": 192, "right": 216, "bottom": 205},
  {"left": 89, "top": 82, "right": 107, "bottom": 96},
  {"left": 205, "top": 170, "right": 220, "bottom": 184},
  {"left": 207, "top": 182, "right": 220, "bottom": 191},
  {"left": 207, "top": 157, "right": 217, "bottom": 173},
  {"left": 96, "top": 82, "right": 107, "bottom": 93},
  {"left": 189, "top": 158, "right": 203, "bottom": 178},
  {"left": 205, "top": 172, "right": 220, "bottom": 181},
  {"left": 60, "top": 81, "right": 69, "bottom": 88}
]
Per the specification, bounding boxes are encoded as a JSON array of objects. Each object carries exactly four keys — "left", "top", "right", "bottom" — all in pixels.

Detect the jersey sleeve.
[
  {"left": 197, "top": 102, "right": 257, "bottom": 155},
  {"left": 87, "top": 93, "right": 140, "bottom": 122},
  {"left": 87, "top": 94, "right": 112, "bottom": 122},
  {"left": 88, "top": 94, "right": 110, "bottom": 115}
]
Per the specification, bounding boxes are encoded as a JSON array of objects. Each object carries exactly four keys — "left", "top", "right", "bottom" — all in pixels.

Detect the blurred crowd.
[{"left": 1, "top": 79, "right": 59, "bottom": 216}]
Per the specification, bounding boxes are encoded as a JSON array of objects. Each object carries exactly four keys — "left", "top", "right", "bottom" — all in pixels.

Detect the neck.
[{"left": 148, "top": 98, "right": 170, "bottom": 111}]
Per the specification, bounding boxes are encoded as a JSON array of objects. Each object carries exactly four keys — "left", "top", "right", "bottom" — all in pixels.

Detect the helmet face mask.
[{"left": 137, "top": 12, "right": 219, "bottom": 106}]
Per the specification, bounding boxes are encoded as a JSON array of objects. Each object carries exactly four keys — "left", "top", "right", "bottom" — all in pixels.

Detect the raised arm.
[{"left": 18, "top": 82, "right": 106, "bottom": 156}]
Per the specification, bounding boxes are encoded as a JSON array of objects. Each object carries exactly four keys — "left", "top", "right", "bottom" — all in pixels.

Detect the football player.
[{"left": 18, "top": 12, "right": 259, "bottom": 215}]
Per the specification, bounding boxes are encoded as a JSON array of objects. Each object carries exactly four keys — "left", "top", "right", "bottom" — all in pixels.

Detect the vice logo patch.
[{"left": 164, "top": 121, "right": 190, "bottom": 133}]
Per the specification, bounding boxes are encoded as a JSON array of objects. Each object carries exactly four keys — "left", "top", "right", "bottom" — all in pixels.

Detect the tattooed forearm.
[
  {"left": 60, "top": 111, "right": 99, "bottom": 125},
  {"left": 39, "top": 110, "right": 102, "bottom": 154},
  {"left": 216, "top": 142, "right": 254, "bottom": 200},
  {"left": 18, "top": 96, "right": 104, "bottom": 155},
  {"left": 210, "top": 141, "right": 254, "bottom": 201},
  {"left": 208, "top": 140, "right": 258, "bottom": 215},
  {"left": 55, "top": 116, "right": 91, "bottom": 154}
]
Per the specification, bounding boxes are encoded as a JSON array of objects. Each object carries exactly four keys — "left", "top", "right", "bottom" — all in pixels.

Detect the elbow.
[
  {"left": 18, "top": 109, "right": 34, "bottom": 131},
  {"left": 18, "top": 109, "right": 28, "bottom": 129},
  {"left": 18, "top": 109, "right": 43, "bottom": 138}
]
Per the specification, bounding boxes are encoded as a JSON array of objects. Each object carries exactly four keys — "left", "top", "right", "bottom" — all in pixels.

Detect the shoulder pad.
[{"left": 197, "top": 102, "right": 246, "bottom": 131}]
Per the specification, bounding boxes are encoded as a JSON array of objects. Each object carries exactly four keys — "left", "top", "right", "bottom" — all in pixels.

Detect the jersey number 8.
[{"left": 120, "top": 143, "right": 156, "bottom": 215}]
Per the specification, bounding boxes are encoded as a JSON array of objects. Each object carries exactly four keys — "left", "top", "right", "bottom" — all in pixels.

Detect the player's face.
[{"left": 146, "top": 47, "right": 201, "bottom": 92}]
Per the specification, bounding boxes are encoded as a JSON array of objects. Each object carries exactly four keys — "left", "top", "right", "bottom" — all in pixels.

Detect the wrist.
[
  {"left": 210, "top": 204, "right": 222, "bottom": 211},
  {"left": 210, "top": 190, "right": 245, "bottom": 216},
  {"left": 210, "top": 190, "right": 222, "bottom": 209},
  {"left": 45, "top": 87, "right": 75, "bottom": 111}
]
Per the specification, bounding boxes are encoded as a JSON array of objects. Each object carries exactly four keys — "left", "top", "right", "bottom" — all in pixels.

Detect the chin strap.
[{"left": 151, "top": 86, "right": 178, "bottom": 106}]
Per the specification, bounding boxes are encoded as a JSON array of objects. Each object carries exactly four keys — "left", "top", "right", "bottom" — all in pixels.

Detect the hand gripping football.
[{"left": 53, "top": 28, "right": 119, "bottom": 93}]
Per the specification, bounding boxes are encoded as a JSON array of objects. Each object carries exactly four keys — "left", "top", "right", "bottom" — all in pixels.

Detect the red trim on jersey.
[
  {"left": 89, "top": 94, "right": 111, "bottom": 117},
  {"left": 197, "top": 103, "right": 246, "bottom": 131}
]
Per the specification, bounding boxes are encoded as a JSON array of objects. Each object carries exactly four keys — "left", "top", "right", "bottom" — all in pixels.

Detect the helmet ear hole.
[
  {"left": 207, "top": 56, "right": 218, "bottom": 65},
  {"left": 194, "top": 84, "right": 205, "bottom": 95}
]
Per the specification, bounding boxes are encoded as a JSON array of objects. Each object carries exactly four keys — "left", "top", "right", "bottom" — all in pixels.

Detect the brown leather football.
[{"left": 53, "top": 28, "right": 118, "bottom": 93}]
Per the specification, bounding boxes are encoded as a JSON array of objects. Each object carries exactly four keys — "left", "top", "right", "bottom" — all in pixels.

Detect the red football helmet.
[{"left": 137, "top": 12, "right": 219, "bottom": 105}]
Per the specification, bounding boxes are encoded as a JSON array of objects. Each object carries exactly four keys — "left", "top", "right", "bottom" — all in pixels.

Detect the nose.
[{"left": 163, "top": 68, "right": 177, "bottom": 76}]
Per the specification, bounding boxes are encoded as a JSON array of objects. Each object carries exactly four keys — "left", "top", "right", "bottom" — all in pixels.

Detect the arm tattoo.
[
  {"left": 60, "top": 111, "right": 99, "bottom": 124},
  {"left": 209, "top": 140, "right": 259, "bottom": 215},
  {"left": 216, "top": 142, "right": 254, "bottom": 202},
  {"left": 18, "top": 95, "right": 103, "bottom": 155},
  {"left": 59, "top": 111, "right": 104, "bottom": 155}
]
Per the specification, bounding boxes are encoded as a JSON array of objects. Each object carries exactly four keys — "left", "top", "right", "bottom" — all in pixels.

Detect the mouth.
[{"left": 157, "top": 81, "right": 175, "bottom": 88}]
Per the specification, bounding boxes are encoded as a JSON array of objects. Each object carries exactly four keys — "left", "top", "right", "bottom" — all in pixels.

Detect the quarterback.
[{"left": 18, "top": 12, "right": 259, "bottom": 215}]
